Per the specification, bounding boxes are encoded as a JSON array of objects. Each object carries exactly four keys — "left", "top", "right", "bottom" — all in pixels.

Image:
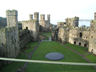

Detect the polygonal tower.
[
  {"left": 6, "top": 10, "right": 20, "bottom": 57},
  {"left": 94, "top": 12, "right": 96, "bottom": 20},
  {"left": 34, "top": 12, "right": 39, "bottom": 22},
  {"left": 29, "top": 14, "right": 33, "bottom": 20},
  {"left": 6, "top": 10, "right": 18, "bottom": 28},
  {"left": 47, "top": 14, "right": 50, "bottom": 23}
]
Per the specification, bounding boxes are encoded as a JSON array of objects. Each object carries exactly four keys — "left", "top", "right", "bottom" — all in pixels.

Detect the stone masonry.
[{"left": 52, "top": 14, "right": 96, "bottom": 55}]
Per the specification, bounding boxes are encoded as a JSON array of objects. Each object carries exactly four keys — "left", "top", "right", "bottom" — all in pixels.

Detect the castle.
[
  {"left": 52, "top": 13, "right": 96, "bottom": 55},
  {"left": 0, "top": 10, "right": 51, "bottom": 67},
  {"left": 0, "top": 9, "right": 96, "bottom": 69}
]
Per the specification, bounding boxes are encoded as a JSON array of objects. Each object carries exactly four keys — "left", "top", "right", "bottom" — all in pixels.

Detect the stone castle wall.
[
  {"left": 53, "top": 14, "right": 96, "bottom": 55},
  {"left": 39, "top": 14, "right": 50, "bottom": 32},
  {"left": 21, "top": 12, "right": 39, "bottom": 41},
  {"left": 19, "top": 29, "right": 32, "bottom": 48}
]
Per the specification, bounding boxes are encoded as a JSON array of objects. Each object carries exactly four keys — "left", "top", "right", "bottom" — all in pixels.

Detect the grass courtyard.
[
  {"left": 25, "top": 41, "right": 96, "bottom": 72},
  {"left": 1, "top": 32, "right": 96, "bottom": 72}
]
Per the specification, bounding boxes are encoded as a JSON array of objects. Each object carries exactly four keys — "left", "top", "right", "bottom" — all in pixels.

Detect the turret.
[
  {"left": 6, "top": 10, "right": 18, "bottom": 28},
  {"left": 34, "top": 12, "right": 39, "bottom": 22},
  {"left": 94, "top": 12, "right": 96, "bottom": 20},
  {"left": 40, "top": 14, "right": 45, "bottom": 20},
  {"left": 29, "top": 14, "right": 33, "bottom": 20},
  {"left": 47, "top": 14, "right": 50, "bottom": 23}
]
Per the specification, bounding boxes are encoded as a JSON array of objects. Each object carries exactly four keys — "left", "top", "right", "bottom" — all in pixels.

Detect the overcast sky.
[{"left": 0, "top": 0, "right": 96, "bottom": 25}]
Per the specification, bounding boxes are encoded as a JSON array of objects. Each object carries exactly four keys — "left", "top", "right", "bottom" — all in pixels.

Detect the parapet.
[
  {"left": 29, "top": 14, "right": 33, "bottom": 20},
  {"left": 34, "top": 12, "right": 39, "bottom": 21},
  {"left": 6, "top": 10, "right": 18, "bottom": 16},
  {"left": 94, "top": 12, "right": 96, "bottom": 20},
  {"left": 47, "top": 14, "right": 50, "bottom": 21},
  {"left": 40, "top": 14, "right": 45, "bottom": 20}
]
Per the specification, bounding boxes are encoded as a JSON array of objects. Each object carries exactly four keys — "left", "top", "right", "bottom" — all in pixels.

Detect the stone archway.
[
  {"left": 84, "top": 44, "right": 87, "bottom": 47},
  {"left": 79, "top": 32, "right": 82, "bottom": 38},
  {"left": 79, "top": 42, "right": 81, "bottom": 46},
  {"left": 74, "top": 41, "right": 76, "bottom": 44}
]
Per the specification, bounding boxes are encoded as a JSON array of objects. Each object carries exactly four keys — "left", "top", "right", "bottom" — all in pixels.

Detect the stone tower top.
[
  {"left": 6, "top": 10, "right": 18, "bottom": 27},
  {"left": 94, "top": 12, "right": 96, "bottom": 20},
  {"left": 34, "top": 12, "right": 39, "bottom": 21},
  {"left": 29, "top": 14, "right": 33, "bottom": 20},
  {"left": 40, "top": 14, "right": 45, "bottom": 20},
  {"left": 6, "top": 10, "right": 18, "bottom": 16},
  {"left": 47, "top": 14, "right": 50, "bottom": 21}
]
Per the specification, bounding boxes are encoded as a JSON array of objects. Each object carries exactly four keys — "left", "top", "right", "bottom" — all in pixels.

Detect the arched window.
[
  {"left": 74, "top": 41, "right": 76, "bottom": 44},
  {"left": 79, "top": 32, "right": 82, "bottom": 38},
  {"left": 84, "top": 44, "right": 87, "bottom": 47},
  {"left": 79, "top": 42, "right": 81, "bottom": 46},
  {"left": 26, "top": 27, "right": 28, "bottom": 30}
]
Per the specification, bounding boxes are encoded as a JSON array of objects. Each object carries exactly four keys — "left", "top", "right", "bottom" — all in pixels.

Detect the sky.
[{"left": 0, "top": 0, "right": 96, "bottom": 26}]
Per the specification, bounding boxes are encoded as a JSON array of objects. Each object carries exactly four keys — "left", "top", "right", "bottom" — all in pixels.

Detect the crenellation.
[{"left": 29, "top": 14, "right": 33, "bottom": 20}]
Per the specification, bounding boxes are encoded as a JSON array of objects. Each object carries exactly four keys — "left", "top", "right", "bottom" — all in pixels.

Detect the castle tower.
[
  {"left": 34, "top": 12, "right": 39, "bottom": 22},
  {"left": 29, "top": 14, "right": 33, "bottom": 20},
  {"left": 47, "top": 14, "right": 50, "bottom": 23},
  {"left": 40, "top": 14, "right": 45, "bottom": 20},
  {"left": 6, "top": 10, "right": 18, "bottom": 28},
  {"left": 6, "top": 10, "right": 19, "bottom": 57},
  {"left": 74, "top": 16, "right": 79, "bottom": 27},
  {"left": 94, "top": 12, "right": 96, "bottom": 20}
]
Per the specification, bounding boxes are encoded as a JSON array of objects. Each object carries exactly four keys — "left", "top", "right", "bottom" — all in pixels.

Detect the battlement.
[
  {"left": 6, "top": 10, "right": 18, "bottom": 27},
  {"left": 40, "top": 14, "right": 45, "bottom": 20},
  {"left": 94, "top": 12, "right": 96, "bottom": 20},
  {"left": 34, "top": 12, "right": 39, "bottom": 21},
  {"left": 47, "top": 14, "right": 50, "bottom": 21},
  {"left": 6, "top": 10, "right": 18, "bottom": 16},
  {"left": 29, "top": 14, "right": 33, "bottom": 20}
]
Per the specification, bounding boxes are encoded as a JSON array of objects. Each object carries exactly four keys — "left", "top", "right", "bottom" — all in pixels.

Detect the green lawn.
[
  {"left": 25, "top": 41, "right": 96, "bottom": 72},
  {"left": 64, "top": 43, "right": 96, "bottom": 63},
  {"left": 40, "top": 32, "right": 51, "bottom": 40},
  {"left": 1, "top": 42, "right": 38, "bottom": 72},
  {"left": 25, "top": 42, "right": 38, "bottom": 53},
  {"left": 1, "top": 52, "right": 27, "bottom": 72},
  {"left": 1, "top": 40, "right": 96, "bottom": 72}
]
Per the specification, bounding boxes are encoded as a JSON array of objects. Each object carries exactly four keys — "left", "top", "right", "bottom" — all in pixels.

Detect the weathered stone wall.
[
  {"left": 21, "top": 20, "right": 39, "bottom": 41},
  {"left": 0, "top": 17, "right": 7, "bottom": 28},
  {"left": 0, "top": 28, "right": 6, "bottom": 57},
  {"left": 65, "top": 17, "right": 79, "bottom": 28},
  {"left": 89, "top": 20, "right": 96, "bottom": 54},
  {"left": 21, "top": 12, "right": 39, "bottom": 41},
  {"left": 68, "top": 28, "right": 79, "bottom": 44},
  {"left": 58, "top": 27, "right": 69, "bottom": 43},
  {"left": 39, "top": 14, "right": 50, "bottom": 32},
  {"left": 74, "top": 38, "right": 89, "bottom": 47},
  {"left": 6, "top": 10, "right": 20, "bottom": 57},
  {"left": 57, "top": 22, "right": 66, "bottom": 28},
  {"left": 19, "top": 29, "right": 32, "bottom": 48}
]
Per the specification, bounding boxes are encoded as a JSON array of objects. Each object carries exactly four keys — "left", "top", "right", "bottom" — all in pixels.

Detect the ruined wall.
[
  {"left": 21, "top": 12, "right": 39, "bottom": 41},
  {"left": 89, "top": 31, "right": 96, "bottom": 54},
  {"left": 39, "top": 14, "right": 50, "bottom": 32},
  {"left": 0, "top": 28, "right": 6, "bottom": 57},
  {"left": 58, "top": 27, "right": 69, "bottom": 43},
  {"left": 0, "top": 17, "right": 7, "bottom": 28},
  {"left": 68, "top": 28, "right": 79, "bottom": 44},
  {"left": 89, "top": 20, "right": 96, "bottom": 54},
  {"left": 66, "top": 17, "right": 79, "bottom": 28},
  {"left": 19, "top": 29, "right": 32, "bottom": 48}
]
